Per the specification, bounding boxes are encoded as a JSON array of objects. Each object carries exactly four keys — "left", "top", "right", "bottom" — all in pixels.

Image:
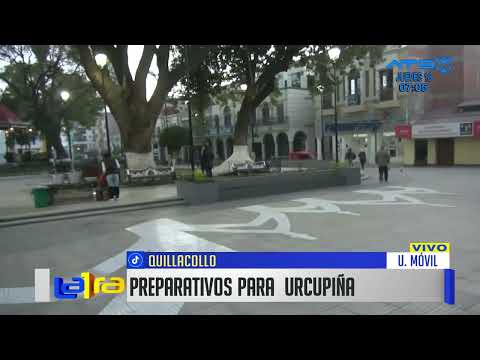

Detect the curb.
[
  {"left": 0, "top": 198, "right": 186, "bottom": 228},
  {"left": 0, "top": 196, "right": 184, "bottom": 224}
]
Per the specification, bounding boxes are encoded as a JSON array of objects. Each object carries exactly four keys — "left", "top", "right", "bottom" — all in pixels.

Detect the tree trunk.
[
  {"left": 212, "top": 103, "right": 254, "bottom": 176},
  {"left": 123, "top": 125, "right": 156, "bottom": 169},
  {"left": 233, "top": 106, "right": 251, "bottom": 146},
  {"left": 45, "top": 128, "right": 67, "bottom": 159}
]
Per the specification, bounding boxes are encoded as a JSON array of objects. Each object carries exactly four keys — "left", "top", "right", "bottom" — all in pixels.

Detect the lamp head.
[
  {"left": 328, "top": 47, "right": 341, "bottom": 62},
  {"left": 95, "top": 53, "right": 108, "bottom": 68},
  {"left": 60, "top": 90, "right": 70, "bottom": 102}
]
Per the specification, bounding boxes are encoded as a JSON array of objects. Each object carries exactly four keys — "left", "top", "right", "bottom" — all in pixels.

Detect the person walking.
[
  {"left": 358, "top": 146, "right": 367, "bottom": 171},
  {"left": 202, "top": 143, "right": 214, "bottom": 178},
  {"left": 101, "top": 152, "right": 121, "bottom": 200},
  {"left": 375, "top": 145, "right": 390, "bottom": 183},
  {"left": 345, "top": 147, "right": 356, "bottom": 167}
]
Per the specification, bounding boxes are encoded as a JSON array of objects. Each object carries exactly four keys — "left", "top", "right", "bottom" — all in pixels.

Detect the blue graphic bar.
[
  {"left": 126, "top": 251, "right": 387, "bottom": 269},
  {"left": 444, "top": 269, "right": 455, "bottom": 305}
]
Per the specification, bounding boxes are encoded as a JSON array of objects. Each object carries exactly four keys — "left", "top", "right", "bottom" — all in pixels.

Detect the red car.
[{"left": 288, "top": 151, "right": 315, "bottom": 160}]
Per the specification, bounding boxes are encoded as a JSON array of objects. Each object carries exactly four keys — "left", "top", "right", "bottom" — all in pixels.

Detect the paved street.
[{"left": 1, "top": 167, "right": 479, "bottom": 314}]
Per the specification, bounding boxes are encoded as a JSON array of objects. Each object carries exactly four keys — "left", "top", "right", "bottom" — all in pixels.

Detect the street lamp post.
[
  {"left": 60, "top": 90, "right": 74, "bottom": 172},
  {"left": 95, "top": 53, "right": 111, "bottom": 155},
  {"left": 317, "top": 85, "right": 325, "bottom": 160},
  {"left": 185, "top": 45, "right": 195, "bottom": 175},
  {"left": 328, "top": 47, "right": 341, "bottom": 163}
]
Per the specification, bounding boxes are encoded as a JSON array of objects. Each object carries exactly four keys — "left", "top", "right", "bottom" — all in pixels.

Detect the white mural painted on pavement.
[{"left": 0, "top": 186, "right": 456, "bottom": 314}]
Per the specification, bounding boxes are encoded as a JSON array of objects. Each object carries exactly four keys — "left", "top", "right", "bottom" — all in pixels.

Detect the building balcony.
[
  {"left": 380, "top": 87, "right": 394, "bottom": 102},
  {"left": 259, "top": 116, "right": 288, "bottom": 126},
  {"left": 256, "top": 121, "right": 290, "bottom": 134},
  {"left": 347, "top": 94, "right": 361, "bottom": 106},
  {"left": 322, "top": 95, "right": 333, "bottom": 109},
  {"left": 207, "top": 127, "right": 233, "bottom": 136}
]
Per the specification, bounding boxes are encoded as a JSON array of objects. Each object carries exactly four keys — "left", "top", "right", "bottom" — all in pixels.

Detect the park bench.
[
  {"left": 232, "top": 161, "right": 273, "bottom": 176},
  {"left": 37, "top": 174, "right": 97, "bottom": 206},
  {"left": 124, "top": 167, "right": 175, "bottom": 186}
]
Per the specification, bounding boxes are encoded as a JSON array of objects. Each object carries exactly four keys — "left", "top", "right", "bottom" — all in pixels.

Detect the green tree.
[
  {"left": 0, "top": 45, "right": 103, "bottom": 158},
  {"left": 296, "top": 45, "right": 386, "bottom": 97},
  {"left": 180, "top": 45, "right": 386, "bottom": 174},
  {"left": 71, "top": 45, "right": 214, "bottom": 168},
  {"left": 159, "top": 125, "right": 189, "bottom": 156}
]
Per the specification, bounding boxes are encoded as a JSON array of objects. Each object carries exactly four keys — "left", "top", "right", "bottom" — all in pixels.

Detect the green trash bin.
[{"left": 32, "top": 187, "right": 52, "bottom": 208}]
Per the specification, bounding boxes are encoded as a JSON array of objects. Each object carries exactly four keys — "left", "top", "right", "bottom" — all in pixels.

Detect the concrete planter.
[
  {"left": 177, "top": 168, "right": 361, "bottom": 205},
  {"left": 67, "top": 171, "right": 82, "bottom": 184},
  {"left": 176, "top": 181, "right": 219, "bottom": 205},
  {"left": 271, "top": 159, "right": 332, "bottom": 170},
  {"left": 50, "top": 173, "right": 66, "bottom": 185}
]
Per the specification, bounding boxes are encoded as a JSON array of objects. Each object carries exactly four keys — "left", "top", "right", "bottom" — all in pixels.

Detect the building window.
[
  {"left": 322, "top": 93, "right": 333, "bottom": 109},
  {"left": 289, "top": 72, "right": 302, "bottom": 88},
  {"left": 214, "top": 115, "right": 220, "bottom": 133},
  {"left": 277, "top": 103, "right": 284, "bottom": 123},
  {"left": 224, "top": 106, "right": 232, "bottom": 128},
  {"left": 365, "top": 70, "right": 370, "bottom": 98},
  {"left": 379, "top": 69, "right": 394, "bottom": 101},
  {"left": 262, "top": 103, "right": 270, "bottom": 124},
  {"left": 348, "top": 73, "right": 361, "bottom": 105}
]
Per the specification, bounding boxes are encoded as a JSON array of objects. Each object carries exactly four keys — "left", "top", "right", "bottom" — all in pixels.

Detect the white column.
[
  {"left": 316, "top": 136, "right": 322, "bottom": 160},
  {"left": 332, "top": 136, "right": 338, "bottom": 162},
  {"left": 273, "top": 135, "right": 278, "bottom": 157},
  {"left": 360, "top": 70, "right": 366, "bottom": 104},
  {"left": 344, "top": 76, "right": 349, "bottom": 105},
  {"left": 368, "top": 133, "right": 377, "bottom": 164},
  {"left": 375, "top": 69, "right": 381, "bottom": 100},
  {"left": 0, "top": 130, "right": 6, "bottom": 165},
  {"left": 212, "top": 138, "right": 218, "bottom": 158}
]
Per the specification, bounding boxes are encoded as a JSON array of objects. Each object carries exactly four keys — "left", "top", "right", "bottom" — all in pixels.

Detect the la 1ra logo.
[{"left": 55, "top": 272, "right": 125, "bottom": 300}]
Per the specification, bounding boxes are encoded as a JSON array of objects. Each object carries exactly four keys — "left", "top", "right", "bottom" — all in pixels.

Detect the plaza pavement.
[
  {"left": 0, "top": 174, "right": 179, "bottom": 220},
  {"left": 0, "top": 166, "right": 479, "bottom": 314}
]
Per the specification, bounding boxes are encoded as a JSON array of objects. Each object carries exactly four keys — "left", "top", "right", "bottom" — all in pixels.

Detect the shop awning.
[
  {"left": 324, "top": 120, "right": 382, "bottom": 134},
  {"left": 394, "top": 124, "right": 412, "bottom": 139},
  {"left": 0, "top": 104, "right": 29, "bottom": 129}
]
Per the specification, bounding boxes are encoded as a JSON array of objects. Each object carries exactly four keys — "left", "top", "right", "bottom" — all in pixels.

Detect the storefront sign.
[
  {"left": 412, "top": 122, "right": 473, "bottom": 139},
  {"left": 394, "top": 125, "right": 412, "bottom": 139},
  {"left": 474, "top": 121, "right": 480, "bottom": 137},
  {"left": 324, "top": 121, "right": 382, "bottom": 134}
]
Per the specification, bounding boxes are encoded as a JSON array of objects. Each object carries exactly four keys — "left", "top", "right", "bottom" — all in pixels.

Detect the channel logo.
[{"left": 34, "top": 269, "right": 125, "bottom": 302}]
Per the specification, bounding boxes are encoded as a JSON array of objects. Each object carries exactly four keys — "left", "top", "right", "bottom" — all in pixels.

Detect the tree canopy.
[
  {"left": 159, "top": 125, "right": 189, "bottom": 155},
  {"left": 0, "top": 45, "right": 103, "bottom": 157},
  {"left": 71, "top": 45, "right": 213, "bottom": 166}
]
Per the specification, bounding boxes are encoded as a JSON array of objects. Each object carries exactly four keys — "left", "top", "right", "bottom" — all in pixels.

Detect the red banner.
[
  {"left": 474, "top": 121, "right": 480, "bottom": 137},
  {"left": 395, "top": 124, "right": 412, "bottom": 139}
]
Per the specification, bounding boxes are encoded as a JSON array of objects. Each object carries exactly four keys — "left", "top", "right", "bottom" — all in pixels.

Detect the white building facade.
[
  {"left": 201, "top": 67, "right": 316, "bottom": 162},
  {"left": 314, "top": 45, "right": 409, "bottom": 164}
]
